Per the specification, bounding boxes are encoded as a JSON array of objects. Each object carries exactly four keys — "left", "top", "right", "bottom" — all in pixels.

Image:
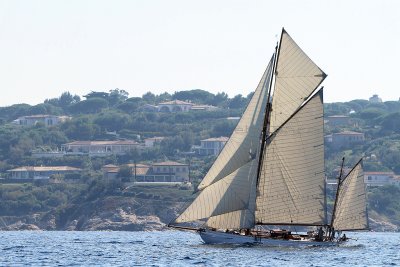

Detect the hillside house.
[
  {"left": 190, "top": 104, "right": 219, "bottom": 112},
  {"left": 326, "top": 131, "right": 365, "bottom": 149},
  {"left": 7, "top": 166, "right": 82, "bottom": 180},
  {"left": 364, "top": 171, "right": 397, "bottom": 187},
  {"left": 192, "top": 137, "right": 229, "bottom": 156},
  {"left": 102, "top": 161, "right": 189, "bottom": 183},
  {"left": 61, "top": 140, "right": 139, "bottom": 156},
  {"left": 139, "top": 100, "right": 219, "bottom": 113},
  {"left": 12, "top": 115, "right": 71, "bottom": 127},
  {"left": 158, "top": 100, "right": 194, "bottom": 112}
]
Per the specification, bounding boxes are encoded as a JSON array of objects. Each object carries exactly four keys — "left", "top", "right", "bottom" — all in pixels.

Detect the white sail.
[
  {"left": 175, "top": 159, "right": 258, "bottom": 228},
  {"left": 333, "top": 160, "right": 368, "bottom": 231},
  {"left": 269, "top": 29, "right": 326, "bottom": 132},
  {"left": 255, "top": 90, "right": 325, "bottom": 225},
  {"left": 198, "top": 56, "right": 274, "bottom": 190},
  {"left": 206, "top": 209, "right": 255, "bottom": 229}
]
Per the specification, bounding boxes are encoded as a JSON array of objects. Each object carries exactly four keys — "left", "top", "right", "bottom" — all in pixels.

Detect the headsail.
[
  {"left": 255, "top": 89, "right": 326, "bottom": 225},
  {"left": 269, "top": 29, "right": 326, "bottom": 132},
  {"left": 332, "top": 159, "right": 368, "bottom": 231},
  {"left": 175, "top": 159, "right": 258, "bottom": 229},
  {"left": 173, "top": 55, "right": 275, "bottom": 229},
  {"left": 198, "top": 55, "right": 274, "bottom": 190}
]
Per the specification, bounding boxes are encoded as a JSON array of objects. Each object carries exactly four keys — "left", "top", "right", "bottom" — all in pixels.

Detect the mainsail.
[
  {"left": 255, "top": 90, "right": 326, "bottom": 225},
  {"left": 332, "top": 159, "right": 369, "bottom": 231}
]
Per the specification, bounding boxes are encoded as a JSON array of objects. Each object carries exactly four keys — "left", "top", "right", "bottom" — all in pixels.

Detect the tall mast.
[
  {"left": 255, "top": 36, "right": 280, "bottom": 188},
  {"left": 330, "top": 157, "right": 345, "bottom": 230}
]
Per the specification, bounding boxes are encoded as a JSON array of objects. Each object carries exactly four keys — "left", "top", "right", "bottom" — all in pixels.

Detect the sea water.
[{"left": 0, "top": 231, "right": 399, "bottom": 266}]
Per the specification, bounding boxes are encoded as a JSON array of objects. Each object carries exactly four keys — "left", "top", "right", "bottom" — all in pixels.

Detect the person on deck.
[{"left": 316, "top": 227, "right": 324, "bottom": 241}]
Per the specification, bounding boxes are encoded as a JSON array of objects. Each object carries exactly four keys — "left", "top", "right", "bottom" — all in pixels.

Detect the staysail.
[
  {"left": 175, "top": 159, "right": 258, "bottom": 229},
  {"left": 332, "top": 159, "right": 368, "bottom": 231},
  {"left": 255, "top": 90, "right": 326, "bottom": 225},
  {"left": 269, "top": 29, "right": 326, "bottom": 132},
  {"left": 174, "top": 55, "right": 275, "bottom": 229},
  {"left": 197, "top": 55, "right": 274, "bottom": 190}
]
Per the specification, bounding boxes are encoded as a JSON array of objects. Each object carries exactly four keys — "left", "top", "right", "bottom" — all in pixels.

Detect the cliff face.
[{"left": 0, "top": 196, "right": 183, "bottom": 231}]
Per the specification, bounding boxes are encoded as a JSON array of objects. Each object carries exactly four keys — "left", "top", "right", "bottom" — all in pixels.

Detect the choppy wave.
[{"left": 0, "top": 231, "right": 398, "bottom": 266}]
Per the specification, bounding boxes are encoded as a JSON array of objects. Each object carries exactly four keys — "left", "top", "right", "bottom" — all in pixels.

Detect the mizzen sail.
[{"left": 332, "top": 160, "right": 368, "bottom": 231}]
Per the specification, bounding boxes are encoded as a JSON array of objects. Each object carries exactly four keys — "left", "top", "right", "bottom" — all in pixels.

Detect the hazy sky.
[{"left": 0, "top": 0, "right": 399, "bottom": 107}]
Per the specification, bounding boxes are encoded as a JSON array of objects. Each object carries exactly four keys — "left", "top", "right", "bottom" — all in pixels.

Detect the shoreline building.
[{"left": 192, "top": 137, "right": 229, "bottom": 156}]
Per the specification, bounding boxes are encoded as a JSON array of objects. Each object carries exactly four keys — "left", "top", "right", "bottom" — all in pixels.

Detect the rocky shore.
[
  {"left": 1, "top": 196, "right": 399, "bottom": 232},
  {"left": 0, "top": 196, "right": 181, "bottom": 231}
]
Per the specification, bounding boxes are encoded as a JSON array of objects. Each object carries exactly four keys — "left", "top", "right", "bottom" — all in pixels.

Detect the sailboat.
[{"left": 169, "top": 28, "right": 369, "bottom": 246}]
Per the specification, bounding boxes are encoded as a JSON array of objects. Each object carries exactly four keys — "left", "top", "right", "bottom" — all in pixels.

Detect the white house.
[
  {"left": 158, "top": 100, "right": 194, "bottom": 112},
  {"left": 364, "top": 171, "right": 396, "bottom": 187},
  {"left": 7, "top": 166, "right": 82, "bottom": 180},
  {"left": 61, "top": 140, "right": 139, "bottom": 156},
  {"left": 193, "top": 137, "right": 229, "bottom": 156},
  {"left": 326, "top": 131, "right": 365, "bottom": 148},
  {"left": 12, "top": 115, "right": 71, "bottom": 127},
  {"left": 139, "top": 100, "right": 219, "bottom": 113},
  {"left": 102, "top": 161, "right": 189, "bottom": 183}
]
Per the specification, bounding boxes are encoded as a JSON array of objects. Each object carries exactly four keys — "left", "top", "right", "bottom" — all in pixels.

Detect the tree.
[
  {"left": 117, "top": 165, "right": 133, "bottom": 182},
  {"left": 93, "top": 111, "right": 130, "bottom": 131},
  {"left": 380, "top": 112, "right": 400, "bottom": 133},
  {"left": 228, "top": 94, "right": 247, "bottom": 109},
  {"left": 211, "top": 92, "right": 229, "bottom": 107},
  {"left": 212, "top": 121, "right": 235, "bottom": 137},
  {"left": 156, "top": 92, "right": 172, "bottom": 103},
  {"left": 108, "top": 88, "right": 129, "bottom": 106},
  {"left": 172, "top": 89, "right": 214, "bottom": 104},
  {"left": 142, "top": 92, "right": 156, "bottom": 104},
  {"left": 358, "top": 108, "right": 385, "bottom": 122},
  {"left": 71, "top": 98, "right": 108, "bottom": 114},
  {"left": 59, "top": 91, "right": 80, "bottom": 109}
]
